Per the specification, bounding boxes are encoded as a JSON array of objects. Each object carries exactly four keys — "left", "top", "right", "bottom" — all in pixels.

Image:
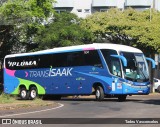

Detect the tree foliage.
[
  {"left": 0, "top": 25, "right": 16, "bottom": 61},
  {"left": 1, "top": 2, "right": 160, "bottom": 63},
  {"left": 34, "top": 12, "right": 93, "bottom": 50},
  {"left": 0, "top": 0, "right": 54, "bottom": 24},
  {"left": 0, "top": 0, "right": 55, "bottom": 60},
  {"left": 82, "top": 8, "right": 160, "bottom": 53}
]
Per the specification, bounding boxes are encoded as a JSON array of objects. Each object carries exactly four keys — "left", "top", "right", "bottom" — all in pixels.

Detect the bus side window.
[
  {"left": 66, "top": 50, "right": 102, "bottom": 68},
  {"left": 112, "top": 60, "right": 121, "bottom": 77},
  {"left": 67, "top": 52, "right": 85, "bottom": 66},
  {"left": 52, "top": 53, "right": 67, "bottom": 67},
  {"left": 84, "top": 50, "right": 103, "bottom": 68},
  {"left": 101, "top": 49, "right": 122, "bottom": 77}
]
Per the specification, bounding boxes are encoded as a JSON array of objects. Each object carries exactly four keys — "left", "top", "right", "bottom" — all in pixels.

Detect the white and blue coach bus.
[{"left": 3, "top": 43, "right": 155, "bottom": 101}]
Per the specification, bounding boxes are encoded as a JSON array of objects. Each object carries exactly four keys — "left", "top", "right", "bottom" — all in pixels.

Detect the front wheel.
[{"left": 95, "top": 86, "right": 104, "bottom": 101}]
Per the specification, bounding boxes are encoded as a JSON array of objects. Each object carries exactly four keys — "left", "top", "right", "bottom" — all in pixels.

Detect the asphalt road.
[{"left": 1, "top": 94, "right": 160, "bottom": 127}]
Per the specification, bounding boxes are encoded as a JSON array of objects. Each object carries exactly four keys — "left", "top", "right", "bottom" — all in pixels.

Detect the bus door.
[{"left": 110, "top": 58, "right": 124, "bottom": 94}]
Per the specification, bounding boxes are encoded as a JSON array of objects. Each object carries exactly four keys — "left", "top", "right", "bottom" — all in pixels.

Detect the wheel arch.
[
  {"left": 19, "top": 84, "right": 27, "bottom": 91},
  {"left": 29, "top": 84, "right": 37, "bottom": 90},
  {"left": 19, "top": 84, "right": 38, "bottom": 93},
  {"left": 92, "top": 82, "right": 105, "bottom": 93}
]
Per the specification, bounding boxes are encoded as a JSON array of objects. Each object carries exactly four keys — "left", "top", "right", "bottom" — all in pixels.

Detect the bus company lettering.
[
  {"left": 29, "top": 68, "right": 73, "bottom": 77},
  {"left": 8, "top": 61, "right": 37, "bottom": 67}
]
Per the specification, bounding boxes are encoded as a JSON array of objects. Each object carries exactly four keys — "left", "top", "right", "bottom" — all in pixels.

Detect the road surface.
[{"left": 1, "top": 94, "right": 160, "bottom": 127}]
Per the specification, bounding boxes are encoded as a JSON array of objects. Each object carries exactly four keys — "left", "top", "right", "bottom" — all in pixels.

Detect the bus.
[{"left": 3, "top": 43, "right": 155, "bottom": 101}]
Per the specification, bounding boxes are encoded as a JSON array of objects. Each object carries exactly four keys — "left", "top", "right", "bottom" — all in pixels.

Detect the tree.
[
  {"left": 81, "top": 8, "right": 160, "bottom": 53},
  {"left": 0, "top": 25, "right": 16, "bottom": 61},
  {"left": 34, "top": 12, "right": 93, "bottom": 50},
  {"left": 0, "top": 0, "right": 55, "bottom": 60}
]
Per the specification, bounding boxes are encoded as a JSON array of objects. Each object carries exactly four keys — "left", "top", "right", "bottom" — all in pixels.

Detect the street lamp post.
[{"left": 150, "top": 6, "right": 152, "bottom": 22}]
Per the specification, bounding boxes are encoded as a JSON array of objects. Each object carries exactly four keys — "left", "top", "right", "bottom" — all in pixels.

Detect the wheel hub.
[
  {"left": 21, "top": 90, "right": 26, "bottom": 98},
  {"left": 96, "top": 90, "right": 100, "bottom": 98},
  {"left": 31, "top": 90, "right": 36, "bottom": 98}
]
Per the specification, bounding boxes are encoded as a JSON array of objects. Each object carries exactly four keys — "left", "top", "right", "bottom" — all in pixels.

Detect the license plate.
[{"left": 138, "top": 90, "right": 143, "bottom": 93}]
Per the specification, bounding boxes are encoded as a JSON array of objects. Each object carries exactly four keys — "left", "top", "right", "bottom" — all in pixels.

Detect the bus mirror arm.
[
  {"left": 110, "top": 55, "right": 127, "bottom": 67},
  {"left": 145, "top": 57, "right": 156, "bottom": 68}
]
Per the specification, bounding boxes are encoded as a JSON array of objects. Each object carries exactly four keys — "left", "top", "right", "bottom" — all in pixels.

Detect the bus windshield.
[{"left": 121, "top": 52, "right": 149, "bottom": 82}]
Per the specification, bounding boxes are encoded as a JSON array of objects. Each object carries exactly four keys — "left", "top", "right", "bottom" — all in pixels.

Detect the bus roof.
[{"left": 5, "top": 43, "right": 142, "bottom": 58}]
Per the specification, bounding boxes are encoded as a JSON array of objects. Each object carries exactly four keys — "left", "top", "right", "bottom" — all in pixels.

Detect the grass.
[
  {"left": 0, "top": 93, "right": 16, "bottom": 104},
  {"left": 0, "top": 93, "right": 45, "bottom": 104},
  {"left": 0, "top": 93, "right": 57, "bottom": 110},
  {"left": 0, "top": 93, "right": 56, "bottom": 104}
]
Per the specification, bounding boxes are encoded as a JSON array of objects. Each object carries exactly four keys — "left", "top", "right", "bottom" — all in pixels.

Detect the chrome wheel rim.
[
  {"left": 96, "top": 90, "right": 100, "bottom": 98},
  {"left": 21, "top": 90, "right": 26, "bottom": 98},
  {"left": 30, "top": 90, "right": 36, "bottom": 98}
]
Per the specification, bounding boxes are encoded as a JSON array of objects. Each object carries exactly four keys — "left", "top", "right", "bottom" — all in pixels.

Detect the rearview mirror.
[{"left": 111, "top": 55, "right": 127, "bottom": 67}]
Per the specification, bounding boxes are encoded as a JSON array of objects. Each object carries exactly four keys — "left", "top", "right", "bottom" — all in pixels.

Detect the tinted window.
[
  {"left": 52, "top": 53, "right": 67, "bottom": 67},
  {"left": 101, "top": 49, "right": 122, "bottom": 77},
  {"left": 84, "top": 50, "right": 102, "bottom": 67},
  {"left": 67, "top": 50, "right": 102, "bottom": 67},
  {"left": 67, "top": 52, "right": 85, "bottom": 66},
  {"left": 5, "top": 50, "right": 102, "bottom": 70},
  {"left": 5, "top": 56, "right": 39, "bottom": 70},
  {"left": 5, "top": 53, "right": 68, "bottom": 70}
]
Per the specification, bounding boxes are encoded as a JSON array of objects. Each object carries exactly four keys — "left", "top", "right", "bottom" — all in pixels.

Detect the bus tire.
[
  {"left": 95, "top": 86, "right": 104, "bottom": 101},
  {"left": 118, "top": 95, "right": 127, "bottom": 102},
  {"left": 20, "top": 87, "right": 29, "bottom": 100},
  {"left": 29, "top": 87, "right": 37, "bottom": 100}
]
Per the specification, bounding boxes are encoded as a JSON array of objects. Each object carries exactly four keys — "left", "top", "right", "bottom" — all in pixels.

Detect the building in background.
[
  {"left": 53, "top": 0, "right": 160, "bottom": 18},
  {"left": 125, "top": 0, "right": 152, "bottom": 10}
]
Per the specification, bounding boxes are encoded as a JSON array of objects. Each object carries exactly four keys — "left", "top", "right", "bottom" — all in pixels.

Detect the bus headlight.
[{"left": 123, "top": 82, "right": 132, "bottom": 87}]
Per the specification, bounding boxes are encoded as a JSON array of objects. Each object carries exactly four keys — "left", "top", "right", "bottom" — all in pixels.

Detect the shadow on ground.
[
  {"left": 133, "top": 99, "right": 160, "bottom": 105},
  {"left": 42, "top": 95, "right": 160, "bottom": 106}
]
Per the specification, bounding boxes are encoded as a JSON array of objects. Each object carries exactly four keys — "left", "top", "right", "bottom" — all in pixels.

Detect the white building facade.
[{"left": 54, "top": 0, "right": 160, "bottom": 18}]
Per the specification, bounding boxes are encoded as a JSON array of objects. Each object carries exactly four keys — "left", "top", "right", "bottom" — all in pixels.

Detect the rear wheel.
[
  {"left": 95, "top": 86, "right": 104, "bottom": 101},
  {"left": 20, "top": 87, "right": 29, "bottom": 100},
  {"left": 29, "top": 87, "right": 37, "bottom": 100},
  {"left": 118, "top": 95, "right": 127, "bottom": 102}
]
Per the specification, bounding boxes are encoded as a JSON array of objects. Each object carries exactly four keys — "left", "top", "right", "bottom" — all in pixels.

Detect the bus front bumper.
[{"left": 122, "top": 83, "right": 150, "bottom": 95}]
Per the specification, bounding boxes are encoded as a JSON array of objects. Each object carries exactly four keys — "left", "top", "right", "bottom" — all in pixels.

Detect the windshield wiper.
[{"left": 138, "top": 68, "right": 147, "bottom": 81}]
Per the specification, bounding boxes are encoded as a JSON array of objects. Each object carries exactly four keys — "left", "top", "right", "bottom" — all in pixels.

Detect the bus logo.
[
  {"left": 29, "top": 68, "right": 73, "bottom": 78},
  {"left": 8, "top": 61, "right": 37, "bottom": 67}
]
